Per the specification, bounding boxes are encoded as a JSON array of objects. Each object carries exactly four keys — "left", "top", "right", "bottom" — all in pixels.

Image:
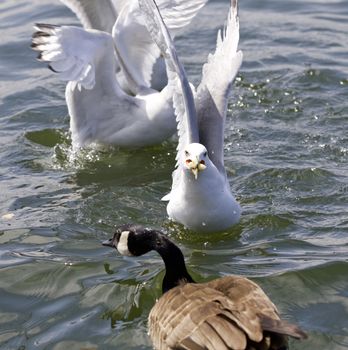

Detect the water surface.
[{"left": 0, "top": 0, "right": 348, "bottom": 349}]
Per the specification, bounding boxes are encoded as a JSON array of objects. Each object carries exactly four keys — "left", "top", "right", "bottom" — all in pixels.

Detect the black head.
[
  {"left": 102, "top": 224, "right": 166, "bottom": 257},
  {"left": 102, "top": 224, "right": 194, "bottom": 293}
]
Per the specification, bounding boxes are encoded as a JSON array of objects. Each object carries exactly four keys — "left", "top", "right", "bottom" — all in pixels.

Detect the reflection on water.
[{"left": 0, "top": 0, "right": 348, "bottom": 349}]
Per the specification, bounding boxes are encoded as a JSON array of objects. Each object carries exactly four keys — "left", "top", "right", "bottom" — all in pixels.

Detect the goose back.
[{"left": 149, "top": 275, "right": 305, "bottom": 350}]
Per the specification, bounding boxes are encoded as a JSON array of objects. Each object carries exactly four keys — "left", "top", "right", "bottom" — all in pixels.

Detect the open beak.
[
  {"left": 190, "top": 158, "right": 206, "bottom": 180},
  {"left": 191, "top": 167, "right": 199, "bottom": 180},
  {"left": 102, "top": 237, "right": 114, "bottom": 248}
]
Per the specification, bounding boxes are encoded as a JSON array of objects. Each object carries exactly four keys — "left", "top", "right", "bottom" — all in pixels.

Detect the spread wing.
[
  {"left": 32, "top": 24, "right": 142, "bottom": 148},
  {"left": 112, "top": 0, "right": 161, "bottom": 92},
  {"left": 156, "top": 0, "right": 208, "bottom": 32},
  {"left": 114, "top": 0, "right": 207, "bottom": 90},
  {"left": 139, "top": 0, "right": 200, "bottom": 154},
  {"left": 59, "top": 0, "right": 125, "bottom": 32},
  {"left": 31, "top": 24, "right": 119, "bottom": 91},
  {"left": 196, "top": 0, "right": 243, "bottom": 176}
]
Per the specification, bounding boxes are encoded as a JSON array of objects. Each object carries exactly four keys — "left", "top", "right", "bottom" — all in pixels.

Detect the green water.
[{"left": 0, "top": 0, "right": 347, "bottom": 349}]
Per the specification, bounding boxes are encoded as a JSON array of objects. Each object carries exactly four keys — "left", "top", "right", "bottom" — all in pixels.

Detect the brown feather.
[
  {"left": 149, "top": 275, "right": 306, "bottom": 350},
  {"left": 259, "top": 316, "right": 308, "bottom": 340}
]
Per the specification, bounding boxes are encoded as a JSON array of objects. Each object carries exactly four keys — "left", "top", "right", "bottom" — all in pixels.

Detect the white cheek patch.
[{"left": 116, "top": 231, "right": 133, "bottom": 256}]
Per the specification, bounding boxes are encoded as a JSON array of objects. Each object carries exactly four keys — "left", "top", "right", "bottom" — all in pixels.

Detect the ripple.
[{"left": 1, "top": 0, "right": 348, "bottom": 349}]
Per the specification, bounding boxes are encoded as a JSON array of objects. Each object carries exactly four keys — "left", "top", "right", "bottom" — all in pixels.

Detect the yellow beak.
[
  {"left": 191, "top": 167, "right": 199, "bottom": 180},
  {"left": 190, "top": 158, "right": 206, "bottom": 179}
]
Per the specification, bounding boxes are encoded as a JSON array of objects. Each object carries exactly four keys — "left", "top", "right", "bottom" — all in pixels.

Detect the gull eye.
[
  {"left": 203, "top": 152, "right": 207, "bottom": 157},
  {"left": 185, "top": 150, "right": 189, "bottom": 157},
  {"left": 186, "top": 159, "right": 192, "bottom": 165},
  {"left": 200, "top": 160, "right": 205, "bottom": 165}
]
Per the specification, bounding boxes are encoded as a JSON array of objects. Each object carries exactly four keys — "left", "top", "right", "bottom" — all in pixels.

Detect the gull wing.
[
  {"left": 157, "top": 0, "right": 208, "bottom": 32},
  {"left": 59, "top": 0, "right": 125, "bottom": 33},
  {"left": 196, "top": 0, "right": 243, "bottom": 176},
  {"left": 139, "top": 0, "right": 200, "bottom": 150},
  {"left": 112, "top": 0, "right": 161, "bottom": 92},
  {"left": 32, "top": 24, "right": 117, "bottom": 91},
  {"left": 113, "top": 0, "right": 207, "bottom": 91},
  {"left": 32, "top": 24, "right": 142, "bottom": 147}
]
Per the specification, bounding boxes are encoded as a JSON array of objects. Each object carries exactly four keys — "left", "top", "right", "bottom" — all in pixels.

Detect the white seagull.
[
  {"left": 31, "top": 0, "right": 207, "bottom": 149},
  {"left": 140, "top": 0, "right": 242, "bottom": 233}
]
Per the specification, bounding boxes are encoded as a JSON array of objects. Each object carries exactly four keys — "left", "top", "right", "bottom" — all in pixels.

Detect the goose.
[
  {"left": 31, "top": 0, "right": 207, "bottom": 149},
  {"left": 102, "top": 224, "right": 307, "bottom": 350},
  {"left": 139, "top": 0, "right": 242, "bottom": 232}
]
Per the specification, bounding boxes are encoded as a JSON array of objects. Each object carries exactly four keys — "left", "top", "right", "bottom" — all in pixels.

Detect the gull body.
[{"left": 166, "top": 144, "right": 240, "bottom": 232}]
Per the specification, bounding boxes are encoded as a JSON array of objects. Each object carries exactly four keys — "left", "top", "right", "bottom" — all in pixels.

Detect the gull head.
[{"left": 183, "top": 143, "right": 208, "bottom": 180}]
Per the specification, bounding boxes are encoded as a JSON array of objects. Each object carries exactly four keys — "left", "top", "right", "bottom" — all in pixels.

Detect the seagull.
[
  {"left": 31, "top": 0, "right": 207, "bottom": 149},
  {"left": 103, "top": 224, "right": 307, "bottom": 349},
  {"left": 139, "top": 0, "right": 242, "bottom": 232}
]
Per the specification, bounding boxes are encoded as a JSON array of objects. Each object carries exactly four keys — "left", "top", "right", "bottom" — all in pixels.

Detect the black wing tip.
[
  {"left": 30, "top": 42, "right": 39, "bottom": 49},
  {"left": 34, "top": 23, "right": 60, "bottom": 30},
  {"left": 48, "top": 64, "right": 59, "bottom": 73},
  {"left": 32, "top": 31, "right": 50, "bottom": 39}
]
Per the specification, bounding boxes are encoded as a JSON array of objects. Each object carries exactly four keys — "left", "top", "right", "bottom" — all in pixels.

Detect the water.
[{"left": 0, "top": 0, "right": 347, "bottom": 349}]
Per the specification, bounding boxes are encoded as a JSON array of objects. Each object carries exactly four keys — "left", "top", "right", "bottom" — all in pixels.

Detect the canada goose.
[
  {"left": 138, "top": 0, "right": 242, "bottom": 232},
  {"left": 103, "top": 224, "right": 307, "bottom": 350},
  {"left": 31, "top": 0, "right": 207, "bottom": 148}
]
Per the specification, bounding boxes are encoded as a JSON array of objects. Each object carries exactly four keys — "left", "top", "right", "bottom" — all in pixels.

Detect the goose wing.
[
  {"left": 209, "top": 276, "right": 308, "bottom": 341},
  {"left": 59, "top": 0, "right": 124, "bottom": 33},
  {"left": 149, "top": 283, "right": 249, "bottom": 350},
  {"left": 149, "top": 277, "right": 306, "bottom": 350},
  {"left": 195, "top": 0, "right": 243, "bottom": 176}
]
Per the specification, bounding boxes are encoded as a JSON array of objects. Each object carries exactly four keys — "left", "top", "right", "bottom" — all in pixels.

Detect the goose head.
[
  {"left": 103, "top": 224, "right": 194, "bottom": 292},
  {"left": 102, "top": 224, "right": 163, "bottom": 257}
]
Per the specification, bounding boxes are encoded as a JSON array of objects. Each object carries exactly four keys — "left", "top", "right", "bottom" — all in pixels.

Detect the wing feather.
[
  {"left": 59, "top": 0, "right": 123, "bottom": 32},
  {"left": 196, "top": 0, "right": 243, "bottom": 175},
  {"left": 32, "top": 24, "right": 117, "bottom": 91},
  {"left": 139, "top": 0, "right": 199, "bottom": 150},
  {"left": 114, "top": 0, "right": 207, "bottom": 91},
  {"left": 149, "top": 277, "right": 306, "bottom": 349}
]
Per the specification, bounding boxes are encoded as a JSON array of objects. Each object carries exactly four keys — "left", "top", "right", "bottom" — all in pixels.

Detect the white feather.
[
  {"left": 33, "top": 0, "right": 207, "bottom": 148},
  {"left": 116, "top": 231, "right": 133, "bottom": 256},
  {"left": 142, "top": 0, "right": 242, "bottom": 232}
]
